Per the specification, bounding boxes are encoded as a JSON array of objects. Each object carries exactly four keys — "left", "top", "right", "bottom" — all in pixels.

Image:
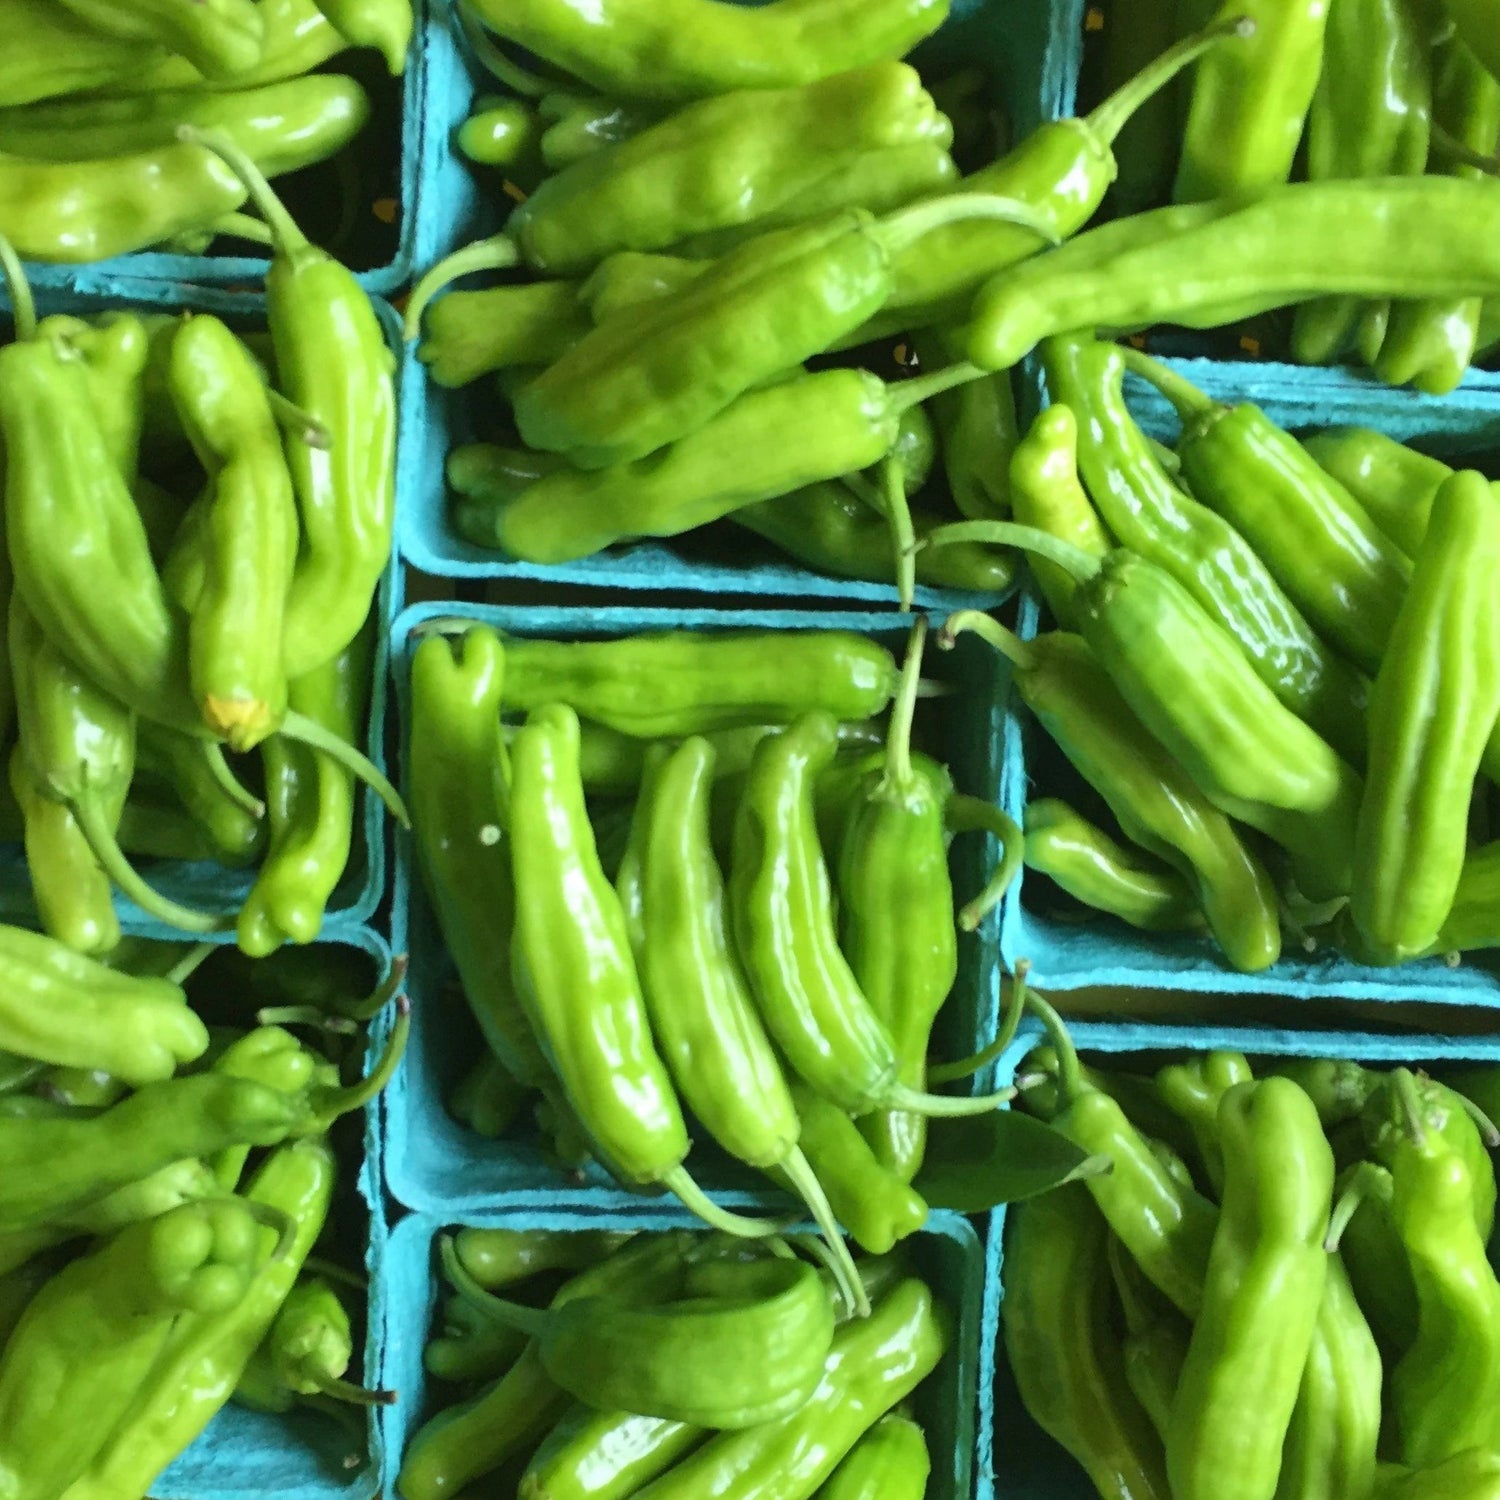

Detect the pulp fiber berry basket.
[
  {"left": 0, "top": 277, "right": 399, "bottom": 938},
  {"left": 25, "top": 15, "right": 425, "bottom": 298},
  {"left": 141, "top": 925, "right": 392, "bottom": 1500},
  {"left": 997, "top": 365, "right": 1500, "bottom": 1003},
  {"left": 375, "top": 1206, "right": 985, "bottom": 1500},
  {"left": 977, "top": 1016, "right": 1500, "bottom": 1500},
  {"left": 381, "top": 600, "right": 1008, "bottom": 1214},
  {"left": 394, "top": 0, "right": 1066, "bottom": 602}
]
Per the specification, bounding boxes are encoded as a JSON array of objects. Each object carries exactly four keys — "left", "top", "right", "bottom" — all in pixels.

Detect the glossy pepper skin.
[
  {"left": 0, "top": 924, "right": 205, "bottom": 1085},
  {"left": 1352, "top": 472, "right": 1500, "bottom": 961},
  {"left": 1039, "top": 335, "right": 1368, "bottom": 765},
  {"left": 508, "top": 65, "right": 947, "bottom": 273},
  {"left": 0, "top": 1200, "right": 261, "bottom": 1500},
  {"left": 1155, "top": 1052, "right": 1252, "bottom": 1194},
  {"left": 1026, "top": 1000, "right": 1217, "bottom": 1317},
  {"left": 1291, "top": 0, "right": 1431, "bottom": 365},
  {"left": 419, "top": 281, "right": 590, "bottom": 388},
  {"left": 1071, "top": 548, "right": 1364, "bottom": 902},
  {"left": 912, "top": 329, "right": 1017, "bottom": 520},
  {"left": 454, "top": 1228, "right": 631, "bottom": 1290},
  {"left": 169, "top": 313, "right": 297, "bottom": 749},
  {"left": 57, "top": 0, "right": 265, "bottom": 80},
  {"left": 1004, "top": 1185, "right": 1170, "bottom": 1500},
  {"left": 1024, "top": 799, "right": 1202, "bottom": 935},
  {"left": 520, "top": 1408, "right": 703, "bottom": 1500},
  {"left": 128, "top": 0, "right": 347, "bottom": 93},
  {"left": 62, "top": 1138, "right": 336, "bottom": 1500},
  {"left": 618, "top": 737, "right": 859, "bottom": 1296},
  {"left": 312, "top": 0, "right": 411, "bottom": 73},
  {"left": 943, "top": 616, "right": 1280, "bottom": 973},
  {"left": 1175, "top": 0, "right": 1330, "bottom": 203},
  {"left": 819, "top": 1416, "right": 930, "bottom": 1500},
  {"left": 1167, "top": 1079, "right": 1335, "bottom": 1500},
  {"left": 1382, "top": 1071, "right": 1500, "bottom": 1466},
  {"left": 460, "top": 0, "right": 948, "bottom": 103},
  {"left": 1129, "top": 351, "right": 1412, "bottom": 673},
  {"left": 234, "top": 1275, "right": 377, "bottom": 1412},
  {"left": 1376, "top": 40, "right": 1500, "bottom": 395},
  {"left": 453, "top": 364, "right": 972, "bottom": 565},
  {"left": 1301, "top": 427, "right": 1450, "bottom": 560},
  {"left": 1333, "top": 1161, "right": 1418, "bottom": 1362},
  {"left": 191, "top": 132, "right": 396, "bottom": 681},
  {"left": 628, "top": 1276, "right": 948, "bottom": 1500},
  {"left": 1376, "top": 1451, "right": 1500, "bottom": 1500},
  {"left": 408, "top": 629, "right": 548, "bottom": 1094},
  {"left": 968, "top": 178, "right": 1500, "bottom": 373},
  {"left": 423, "top": 1290, "right": 526, "bottom": 1384},
  {"left": 1428, "top": 843, "right": 1500, "bottom": 954},
  {"left": 487, "top": 629, "right": 898, "bottom": 739}
]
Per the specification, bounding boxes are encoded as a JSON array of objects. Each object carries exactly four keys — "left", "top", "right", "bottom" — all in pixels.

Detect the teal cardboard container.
[
  {"left": 377, "top": 1207, "right": 985, "bottom": 1500},
  {"left": 997, "top": 362, "right": 1500, "bottom": 1003},
  {"left": 396, "top": 0, "right": 1060, "bottom": 602},
  {"left": 382, "top": 600, "right": 1007, "bottom": 1214},
  {"left": 0, "top": 277, "right": 398, "bottom": 938},
  {"left": 139, "top": 925, "right": 393, "bottom": 1499},
  {"left": 977, "top": 1015, "right": 1500, "bottom": 1500}
]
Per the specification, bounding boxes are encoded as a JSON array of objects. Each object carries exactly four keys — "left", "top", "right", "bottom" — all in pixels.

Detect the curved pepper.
[
  {"left": 1107, "top": 1236, "right": 1189, "bottom": 1443},
  {"left": 1301, "top": 426, "right": 1450, "bottom": 560},
  {"left": 819, "top": 1416, "right": 930, "bottom": 1500},
  {"left": 126, "top": 0, "right": 346, "bottom": 93},
  {"left": 312, "top": 0, "right": 411, "bottom": 74},
  {"left": 1155, "top": 1051, "right": 1252, "bottom": 1194},
  {"left": 58, "top": 0, "right": 265, "bottom": 80},
  {"left": 941, "top": 615, "right": 1280, "bottom": 973}
]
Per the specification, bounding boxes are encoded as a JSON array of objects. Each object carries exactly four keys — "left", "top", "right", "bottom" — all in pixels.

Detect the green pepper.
[
  {"left": 818, "top": 1416, "right": 930, "bottom": 1500},
  {"left": 730, "top": 711, "right": 1010, "bottom": 1122},
  {"left": 1444, "top": 0, "right": 1500, "bottom": 83},
  {"left": 520, "top": 1408, "right": 704, "bottom": 1500},
  {"left": 1004, "top": 1185, "right": 1169, "bottom": 1500},
  {"left": 57, "top": 0, "right": 265, "bottom": 78},
  {"left": 1100, "top": 0, "right": 1182, "bottom": 214},
  {"left": 0, "top": 1199, "right": 263, "bottom": 1500},
  {"left": 312, "top": 0, "right": 411, "bottom": 73},
  {"left": 942, "top": 616, "right": 1280, "bottom": 974},
  {"left": 1377, "top": 1451, "right": 1500, "bottom": 1500},
  {"left": 1166, "top": 1079, "right": 1335, "bottom": 1500},
  {"left": 1175, "top": 0, "right": 1330, "bottom": 202},
  {"left": 445, "top": 1240, "right": 836, "bottom": 1428},
  {"left": 122, "top": 0, "right": 345, "bottom": 92},
  {"left": 1126, "top": 351, "right": 1412, "bottom": 674},
  {"left": 0, "top": 923, "right": 206, "bottom": 1085},
  {"left": 537, "top": 91, "right": 658, "bottom": 169},
  {"left": 423, "top": 1290, "right": 528, "bottom": 1386},
  {"left": 618, "top": 735, "right": 863, "bottom": 1304},
  {"left": 625, "top": 1275, "right": 948, "bottom": 1500},
  {"left": 1352, "top": 471, "right": 1500, "bottom": 962},
  {"left": 1376, "top": 39, "right": 1500, "bottom": 395},
  {"left": 1038, "top": 335, "right": 1369, "bottom": 765},
  {"left": 1155, "top": 1052, "right": 1253, "bottom": 1195},
  {"left": 1024, "top": 798, "right": 1203, "bottom": 935},
  {"left": 1107, "top": 1236, "right": 1189, "bottom": 1445},
  {"left": 1300, "top": 426, "right": 1451, "bottom": 560},
  {"left": 454, "top": 1229, "right": 633, "bottom": 1291},
  {"left": 1291, "top": 0, "right": 1431, "bottom": 364},
  {"left": 1381, "top": 1070, "right": 1500, "bottom": 1466},
  {"left": 0, "top": 0, "right": 167, "bottom": 108},
  {"left": 1330, "top": 1161, "right": 1418, "bottom": 1362},
  {"left": 134, "top": 723, "right": 266, "bottom": 869},
  {"left": 418, "top": 281, "right": 590, "bottom": 387},
  {"left": 459, "top": 0, "right": 949, "bottom": 104}
]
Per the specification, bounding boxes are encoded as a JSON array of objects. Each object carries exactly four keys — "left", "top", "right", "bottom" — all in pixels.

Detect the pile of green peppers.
[
  {"left": 1010, "top": 1002, "right": 1500, "bottom": 1500},
  {"left": 1096, "top": 0, "right": 1500, "bottom": 392},
  {"left": 410, "top": 618, "right": 1023, "bottom": 1299},
  {"left": 400, "top": 1226, "right": 947, "bottom": 1500},
  {"left": 940, "top": 338, "right": 1500, "bottom": 974},
  {"left": 0, "top": 144, "right": 400, "bottom": 958},
  {"left": 0, "top": 0, "right": 413, "bottom": 264},
  {"left": 0, "top": 933, "right": 407, "bottom": 1499}
]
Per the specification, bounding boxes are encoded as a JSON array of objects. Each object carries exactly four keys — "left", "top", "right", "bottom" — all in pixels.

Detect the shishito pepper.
[
  {"left": 1005, "top": 1184, "right": 1170, "bottom": 1499},
  {"left": 941, "top": 615, "right": 1280, "bottom": 973},
  {"left": 313, "top": 0, "right": 411, "bottom": 73},
  {"left": 819, "top": 1416, "right": 930, "bottom": 1500},
  {"left": 1351, "top": 471, "right": 1500, "bottom": 962},
  {"left": 1301, "top": 426, "right": 1451, "bottom": 560},
  {"left": 454, "top": 1228, "right": 633, "bottom": 1291},
  {"left": 1155, "top": 1052, "right": 1252, "bottom": 1195},
  {"left": 56, "top": 0, "right": 266, "bottom": 80},
  {"left": 0, "top": 1199, "right": 263, "bottom": 1500},
  {"left": 1107, "top": 1237, "right": 1189, "bottom": 1445},
  {"left": 1166, "top": 1079, "right": 1334, "bottom": 1500}
]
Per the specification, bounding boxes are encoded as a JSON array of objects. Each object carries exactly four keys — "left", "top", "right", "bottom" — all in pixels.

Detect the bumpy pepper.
[
  {"left": 1024, "top": 799, "right": 1203, "bottom": 935},
  {"left": 519, "top": 1408, "right": 703, "bottom": 1500},
  {"left": 418, "top": 281, "right": 590, "bottom": 387},
  {"left": 1166, "top": 1079, "right": 1334, "bottom": 1500},
  {"left": 819, "top": 1416, "right": 930, "bottom": 1500},
  {"left": 454, "top": 1228, "right": 632, "bottom": 1291},
  {"left": 1005, "top": 1184, "right": 1170, "bottom": 1499},
  {"left": 941, "top": 615, "right": 1280, "bottom": 973},
  {"left": 1107, "top": 1237, "right": 1189, "bottom": 1444},
  {"left": 57, "top": 0, "right": 265, "bottom": 79},
  {"left": 312, "top": 0, "right": 411, "bottom": 73},
  {"left": 130, "top": 0, "right": 347, "bottom": 92},
  {"left": 423, "top": 1290, "right": 526, "bottom": 1385},
  {"left": 1155, "top": 1052, "right": 1252, "bottom": 1194},
  {"left": 1352, "top": 471, "right": 1500, "bottom": 961}
]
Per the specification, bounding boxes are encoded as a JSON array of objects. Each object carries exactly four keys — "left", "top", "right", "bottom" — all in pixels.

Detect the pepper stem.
[
  {"left": 662, "top": 1165, "right": 788, "bottom": 1239},
  {"left": 928, "top": 959, "right": 1031, "bottom": 1084},
  {"left": 178, "top": 127, "right": 312, "bottom": 261},
  {"left": 883, "top": 1081, "right": 1017, "bottom": 1116},
  {"left": 1393, "top": 1068, "right": 1427, "bottom": 1147},
  {"left": 880, "top": 617, "right": 926, "bottom": 792},
  {"left": 403, "top": 235, "right": 521, "bottom": 341},
  {"left": 309, "top": 1371, "right": 399, "bottom": 1407},
  {"left": 71, "top": 795, "right": 231, "bottom": 935},
  {"left": 885, "top": 457, "right": 917, "bottom": 610},
  {"left": 1446, "top": 1086, "right": 1500, "bottom": 1148},
  {"left": 211, "top": 212, "right": 275, "bottom": 246},
  {"left": 264, "top": 388, "right": 332, "bottom": 451},
  {"left": 1118, "top": 346, "right": 1216, "bottom": 421},
  {"left": 890, "top": 362, "right": 987, "bottom": 410},
  {"left": 1025, "top": 992, "right": 1084, "bottom": 1102},
  {"left": 301, "top": 1256, "right": 369, "bottom": 1292},
  {"left": 1086, "top": 14, "right": 1256, "bottom": 144},
  {"left": 875, "top": 193, "right": 1063, "bottom": 256},
  {"left": 1324, "top": 1161, "right": 1389, "bottom": 1252},
  {"left": 248, "top": 1201, "right": 297, "bottom": 1262},
  {"left": 305, "top": 996, "right": 411, "bottom": 1126},
  {"left": 338, "top": 953, "right": 411, "bottom": 1021},
  {"left": 276, "top": 710, "right": 410, "bottom": 827},
  {"left": 0, "top": 232, "right": 36, "bottom": 342},
  {"left": 779, "top": 1147, "right": 870, "bottom": 1319},
  {"left": 165, "top": 941, "right": 218, "bottom": 986},
  {"left": 256, "top": 1005, "right": 359, "bottom": 1035},
  {"left": 947, "top": 796, "right": 1023, "bottom": 932},
  {"left": 440, "top": 1235, "right": 551, "bottom": 1337},
  {"left": 200, "top": 742, "right": 265, "bottom": 819},
  {"left": 937, "top": 609, "right": 1037, "bottom": 671},
  {"left": 457, "top": 3, "right": 551, "bottom": 96},
  {"left": 921, "top": 520, "right": 1102, "bottom": 583},
  {"left": 1432, "top": 123, "right": 1500, "bottom": 176}
]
